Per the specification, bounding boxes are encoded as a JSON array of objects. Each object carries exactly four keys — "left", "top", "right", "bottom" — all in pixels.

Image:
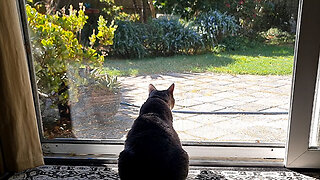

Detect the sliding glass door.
[{"left": 18, "top": 0, "right": 320, "bottom": 168}]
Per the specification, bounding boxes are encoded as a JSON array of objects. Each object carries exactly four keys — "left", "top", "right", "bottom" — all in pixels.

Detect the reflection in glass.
[
  {"left": 310, "top": 56, "right": 320, "bottom": 148},
  {"left": 26, "top": 0, "right": 298, "bottom": 143}
]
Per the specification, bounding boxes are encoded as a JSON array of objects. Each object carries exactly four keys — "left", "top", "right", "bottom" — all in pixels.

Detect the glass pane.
[
  {"left": 310, "top": 55, "right": 320, "bottom": 148},
  {"left": 26, "top": 1, "right": 298, "bottom": 144}
]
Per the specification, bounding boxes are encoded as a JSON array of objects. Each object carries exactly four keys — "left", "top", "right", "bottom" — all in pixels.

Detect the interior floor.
[{"left": 8, "top": 164, "right": 320, "bottom": 180}]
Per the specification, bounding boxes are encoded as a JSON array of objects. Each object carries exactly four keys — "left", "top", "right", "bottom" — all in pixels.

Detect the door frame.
[
  {"left": 20, "top": 0, "right": 318, "bottom": 167},
  {"left": 285, "top": 0, "right": 320, "bottom": 168}
]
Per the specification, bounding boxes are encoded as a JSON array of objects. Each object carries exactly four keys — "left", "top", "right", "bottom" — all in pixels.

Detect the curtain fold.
[
  {"left": 0, "top": 145, "right": 4, "bottom": 174},
  {"left": 0, "top": 0, "right": 44, "bottom": 173}
]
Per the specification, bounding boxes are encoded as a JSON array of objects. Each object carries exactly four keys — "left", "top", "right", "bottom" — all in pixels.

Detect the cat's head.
[{"left": 148, "top": 83, "right": 175, "bottom": 110}]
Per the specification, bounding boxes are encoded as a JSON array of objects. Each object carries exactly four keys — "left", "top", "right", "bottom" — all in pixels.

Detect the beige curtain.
[{"left": 0, "top": 0, "right": 44, "bottom": 173}]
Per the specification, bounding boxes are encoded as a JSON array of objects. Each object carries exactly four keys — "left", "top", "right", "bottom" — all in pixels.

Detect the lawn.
[{"left": 103, "top": 44, "right": 294, "bottom": 76}]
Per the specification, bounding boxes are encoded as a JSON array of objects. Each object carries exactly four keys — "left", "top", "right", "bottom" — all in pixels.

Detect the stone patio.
[
  {"left": 69, "top": 72, "right": 291, "bottom": 144},
  {"left": 117, "top": 73, "right": 291, "bottom": 143}
]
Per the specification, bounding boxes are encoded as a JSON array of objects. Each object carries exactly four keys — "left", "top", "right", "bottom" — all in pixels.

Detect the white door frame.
[{"left": 285, "top": 0, "right": 320, "bottom": 168}]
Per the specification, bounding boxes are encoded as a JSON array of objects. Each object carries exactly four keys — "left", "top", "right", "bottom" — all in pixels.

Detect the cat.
[{"left": 118, "top": 83, "right": 189, "bottom": 180}]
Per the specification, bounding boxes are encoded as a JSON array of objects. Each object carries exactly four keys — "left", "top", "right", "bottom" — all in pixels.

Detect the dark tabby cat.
[{"left": 118, "top": 84, "right": 189, "bottom": 180}]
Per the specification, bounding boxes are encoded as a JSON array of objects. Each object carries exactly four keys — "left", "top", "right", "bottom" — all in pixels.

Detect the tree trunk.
[
  {"left": 148, "top": 0, "right": 156, "bottom": 18},
  {"left": 132, "top": 0, "right": 139, "bottom": 15},
  {"left": 142, "top": 0, "right": 148, "bottom": 23}
]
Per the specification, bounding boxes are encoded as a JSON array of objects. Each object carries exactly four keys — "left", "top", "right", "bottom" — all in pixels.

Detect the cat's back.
[
  {"left": 118, "top": 113, "right": 189, "bottom": 180},
  {"left": 118, "top": 84, "right": 189, "bottom": 180},
  {"left": 126, "top": 113, "right": 181, "bottom": 151}
]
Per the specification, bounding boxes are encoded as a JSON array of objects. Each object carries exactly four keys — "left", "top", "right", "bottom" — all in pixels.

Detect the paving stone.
[
  {"left": 185, "top": 114, "right": 231, "bottom": 124},
  {"left": 229, "top": 96, "right": 257, "bottom": 103},
  {"left": 175, "top": 131, "right": 201, "bottom": 141},
  {"left": 175, "top": 98, "right": 204, "bottom": 108},
  {"left": 173, "top": 113, "right": 196, "bottom": 119},
  {"left": 187, "top": 103, "right": 226, "bottom": 112},
  {"left": 181, "top": 115, "right": 288, "bottom": 143},
  {"left": 260, "top": 107, "right": 288, "bottom": 112},
  {"left": 173, "top": 120, "right": 204, "bottom": 131},
  {"left": 214, "top": 98, "right": 247, "bottom": 107},
  {"left": 193, "top": 96, "right": 224, "bottom": 104},
  {"left": 210, "top": 91, "right": 239, "bottom": 101},
  {"left": 183, "top": 117, "right": 242, "bottom": 141},
  {"left": 116, "top": 73, "right": 292, "bottom": 143}
]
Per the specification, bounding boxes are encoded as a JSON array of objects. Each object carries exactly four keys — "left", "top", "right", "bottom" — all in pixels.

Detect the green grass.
[{"left": 103, "top": 44, "right": 294, "bottom": 76}]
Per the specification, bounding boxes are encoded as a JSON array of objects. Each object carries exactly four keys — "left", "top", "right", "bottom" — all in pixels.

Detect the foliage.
[
  {"left": 223, "top": 0, "right": 266, "bottom": 33},
  {"left": 26, "top": 4, "right": 116, "bottom": 105},
  {"left": 100, "top": 0, "right": 122, "bottom": 19},
  {"left": 147, "top": 17, "right": 203, "bottom": 56},
  {"left": 112, "top": 20, "right": 148, "bottom": 58},
  {"left": 220, "top": 35, "right": 262, "bottom": 51},
  {"left": 153, "top": 0, "right": 296, "bottom": 35},
  {"left": 115, "top": 12, "right": 140, "bottom": 22},
  {"left": 99, "top": 0, "right": 140, "bottom": 22},
  {"left": 112, "top": 17, "right": 203, "bottom": 58},
  {"left": 223, "top": 0, "right": 296, "bottom": 33},
  {"left": 256, "top": 1, "right": 293, "bottom": 32},
  {"left": 89, "top": 15, "right": 117, "bottom": 49},
  {"left": 193, "top": 10, "right": 240, "bottom": 50},
  {"left": 259, "top": 28, "right": 295, "bottom": 45},
  {"left": 153, "top": 0, "right": 225, "bottom": 20},
  {"left": 74, "top": 67, "right": 120, "bottom": 92}
]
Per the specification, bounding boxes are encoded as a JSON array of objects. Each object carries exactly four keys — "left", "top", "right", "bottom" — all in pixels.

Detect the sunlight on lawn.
[
  {"left": 210, "top": 54, "right": 294, "bottom": 75},
  {"left": 104, "top": 44, "right": 294, "bottom": 76}
]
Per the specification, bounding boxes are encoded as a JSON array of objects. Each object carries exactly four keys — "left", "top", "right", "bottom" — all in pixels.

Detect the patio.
[{"left": 71, "top": 72, "right": 291, "bottom": 144}]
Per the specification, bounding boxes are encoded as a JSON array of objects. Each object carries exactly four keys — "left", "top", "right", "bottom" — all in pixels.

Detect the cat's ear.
[
  {"left": 149, "top": 84, "right": 157, "bottom": 93},
  {"left": 168, "top": 83, "right": 175, "bottom": 95}
]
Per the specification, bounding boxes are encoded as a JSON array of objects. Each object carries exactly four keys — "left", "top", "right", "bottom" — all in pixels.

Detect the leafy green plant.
[
  {"left": 260, "top": 28, "right": 295, "bottom": 45},
  {"left": 193, "top": 10, "right": 240, "bottom": 50},
  {"left": 147, "top": 17, "right": 203, "bottom": 56},
  {"left": 111, "top": 17, "right": 203, "bottom": 59},
  {"left": 26, "top": 4, "right": 117, "bottom": 105},
  {"left": 99, "top": 0, "right": 139, "bottom": 21},
  {"left": 153, "top": 0, "right": 225, "bottom": 20},
  {"left": 85, "top": 68, "right": 120, "bottom": 92},
  {"left": 99, "top": 0, "right": 122, "bottom": 19},
  {"left": 259, "top": 1, "right": 293, "bottom": 32},
  {"left": 112, "top": 20, "right": 148, "bottom": 58},
  {"left": 220, "top": 35, "right": 262, "bottom": 51},
  {"left": 223, "top": 0, "right": 296, "bottom": 34},
  {"left": 223, "top": 0, "right": 266, "bottom": 33},
  {"left": 89, "top": 15, "right": 117, "bottom": 51}
]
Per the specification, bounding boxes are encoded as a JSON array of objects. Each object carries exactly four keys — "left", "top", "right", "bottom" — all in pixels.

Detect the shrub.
[
  {"left": 220, "top": 35, "right": 262, "bottom": 51},
  {"left": 223, "top": 0, "right": 296, "bottom": 34},
  {"left": 89, "top": 15, "right": 117, "bottom": 52},
  {"left": 147, "top": 17, "right": 203, "bottom": 56},
  {"left": 153, "top": 0, "right": 225, "bottom": 20},
  {"left": 112, "top": 17, "right": 203, "bottom": 58},
  {"left": 111, "top": 20, "right": 148, "bottom": 58},
  {"left": 223, "top": 0, "right": 265, "bottom": 33},
  {"left": 259, "top": 28, "right": 295, "bottom": 45},
  {"left": 257, "top": 1, "right": 293, "bottom": 32},
  {"left": 26, "top": 4, "right": 117, "bottom": 106},
  {"left": 193, "top": 10, "right": 240, "bottom": 50}
]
